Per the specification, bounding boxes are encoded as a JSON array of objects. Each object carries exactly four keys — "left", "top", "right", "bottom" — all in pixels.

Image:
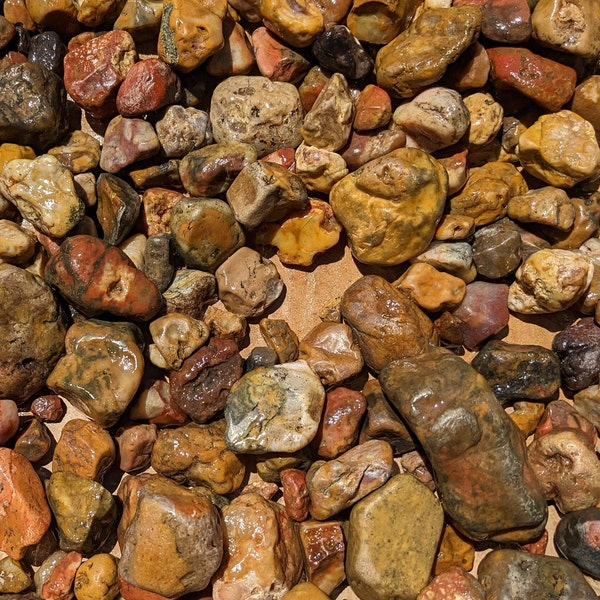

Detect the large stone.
[{"left": 380, "top": 347, "right": 548, "bottom": 543}]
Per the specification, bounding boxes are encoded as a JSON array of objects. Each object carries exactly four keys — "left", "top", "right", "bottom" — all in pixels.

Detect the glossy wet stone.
[
  {"left": 0, "top": 264, "right": 67, "bottom": 403},
  {"left": 129, "top": 379, "right": 188, "bottom": 427},
  {"left": 472, "top": 218, "right": 522, "bottom": 279},
  {"left": 74, "top": 553, "right": 119, "bottom": 600},
  {"left": 353, "top": 84, "right": 392, "bottom": 131},
  {"left": 0, "top": 556, "right": 33, "bottom": 593},
  {"left": 340, "top": 125, "right": 407, "bottom": 170},
  {"left": 114, "top": 424, "right": 157, "bottom": 473},
  {"left": 346, "top": 0, "right": 419, "bottom": 44},
  {"left": 252, "top": 27, "right": 310, "bottom": 84},
  {"left": 534, "top": 399, "right": 594, "bottom": 444},
  {"left": 129, "top": 158, "right": 182, "bottom": 189},
  {"left": 477, "top": 548, "right": 597, "bottom": 599},
  {"left": 45, "top": 234, "right": 162, "bottom": 320},
  {"left": 169, "top": 337, "right": 243, "bottom": 423},
  {"left": 471, "top": 340, "right": 561, "bottom": 404},
  {"left": 0, "top": 399, "right": 19, "bottom": 446},
  {"left": 204, "top": 304, "right": 248, "bottom": 342},
  {"left": 118, "top": 474, "right": 223, "bottom": 598},
  {"left": 96, "top": 173, "right": 141, "bottom": 246},
  {"left": 225, "top": 360, "right": 325, "bottom": 453},
  {"left": 139, "top": 188, "right": 182, "bottom": 236},
  {"left": 35, "top": 549, "right": 82, "bottom": 600},
  {"left": 207, "top": 17, "right": 256, "bottom": 77},
  {"left": 554, "top": 507, "right": 600, "bottom": 578},
  {"left": 170, "top": 197, "right": 245, "bottom": 272},
  {"left": 151, "top": 420, "right": 245, "bottom": 494},
  {"left": 307, "top": 439, "right": 396, "bottom": 520},
  {"left": 213, "top": 492, "right": 302, "bottom": 600},
  {"left": 259, "top": 318, "right": 300, "bottom": 363},
  {"left": 294, "top": 144, "right": 348, "bottom": 194},
  {"left": 31, "top": 395, "right": 64, "bottom": 422},
  {"left": 13, "top": 418, "right": 51, "bottom": 463},
  {"left": 346, "top": 473, "right": 443, "bottom": 600},
  {"left": 418, "top": 566, "right": 484, "bottom": 600},
  {"left": 47, "top": 130, "right": 101, "bottom": 175},
  {"left": 0, "top": 448, "right": 52, "bottom": 560},
  {"left": 46, "top": 319, "right": 145, "bottom": 428},
  {"left": 340, "top": 275, "right": 436, "bottom": 372},
  {"left": 380, "top": 347, "right": 547, "bottom": 543},
  {"left": 282, "top": 582, "right": 330, "bottom": 600},
  {"left": 330, "top": 148, "right": 448, "bottom": 266},
  {"left": 434, "top": 524, "right": 475, "bottom": 575},
  {"left": 259, "top": 0, "right": 323, "bottom": 48},
  {"left": 163, "top": 268, "right": 217, "bottom": 319},
  {"left": 0, "top": 63, "right": 67, "bottom": 151}
]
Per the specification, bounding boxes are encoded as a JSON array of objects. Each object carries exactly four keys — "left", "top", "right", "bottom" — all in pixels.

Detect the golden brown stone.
[
  {"left": 433, "top": 523, "right": 475, "bottom": 576},
  {"left": 510, "top": 401, "right": 545, "bottom": 438},
  {"left": 74, "top": 554, "right": 119, "bottom": 600},
  {"left": 260, "top": 0, "right": 324, "bottom": 47},
  {"left": 347, "top": 0, "right": 420, "bottom": 44}
]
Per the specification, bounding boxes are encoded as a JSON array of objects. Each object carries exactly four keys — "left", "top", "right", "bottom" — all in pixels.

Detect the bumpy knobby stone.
[
  {"left": 516, "top": 110, "right": 600, "bottom": 188},
  {"left": 225, "top": 360, "right": 325, "bottom": 454},
  {"left": 554, "top": 507, "right": 600, "bottom": 579},
  {"left": 471, "top": 340, "right": 561, "bottom": 404},
  {"left": 477, "top": 549, "right": 597, "bottom": 599},
  {"left": 418, "top": 566, "right": 485, "bottom": 600},
  {"left": 114, "top": 423, "right": 157, "bottom": 472},
  {"left": 375, "top": 6, "right": 482, "bottom": 98},
  {"left": 0, "top": 63, "right": 67, "bottom": 151},
  {"left": 463, "top": 91, "right": 504, "bottom": 147},
  {"left": 74, "top": 553, "right": 120, "bottom": 600},
  {"left": 259, "top": 0, "right": 323, "bottom": 47},
  {"left": 210, "top": 76, "right": 304, "bottom": 157},
  {"left": 259, "top": 318, "right": 300, "bottom": 363},
  {"left": 47, "top": 319, "right": 145, "bottom": 428},
  {"left": 0, "top": 154, "right": 84, "bottom": 237},
  {"left": 45, "top": 235, "right": 162, "bottom": 320},
  {"left": 294, "top": 144, "right": 348, "bottom": 194},
  {"left": 571, "top": 75, "right": 600, "bottom": 136},
  {"left": 118, "top": 474, "right": 223, "bottom": 598},
  {"left": 508, "top": 249, "right": 593, "bottom": 314},
  {"left": 508, "top": 186, "right": 575, "bottom": 232},
  {"left": 48, "top": 130, "right": 101, "bottom": 174},
  {"left": 96, "top": 173, "right": 141, "bottom": 246},
  {"left": 226, "top": 160, "right": 308, "bottom": 229},
  {"left": 46, "top": 471, "right": 117, "bottom": 555},
  {"left": 307, "top": 439, "right": 396, "bottom": 520},
  {"left": 151, "top": 420, "right": 245, "bottom": 495},
  {"left": 330, "top": 148, "right": 448, "bottom": 266},
  {"left": 346, "top": 474, "right": 444, "bottom": 600},
  {"left": 163, "top": 268, "right": 217, "bottom": 319},
  {"left": 170, "top": 197, "right": 245, "bottom": 272},
  {"left": 0, "top": 448, "right": 52, "bottom": 560},
  {"left": 281, "top": 468, "right": 310, "bottom": 521},
  {"left": 380, "top": 347, "right": 548, "bottom": 543},
  {"left": 0, "top": 264, "right": 67, "bottom": 403},
  {"left": 213, "top": 493, "right": 303, "bottom": 600},
  {"left": 340, "top": 275, "right": 436, "bottom": 372},
  {"left": 215, "top": 247, "right": 284, "bottom": 317},
  {"left": 140, "top": 188, "right": 182, "bottom": 236},
  {"left": 169, "top": 337, "right": 243, "bottom": 423},
  {"left": 156, "top": 105, "right": 212, "bottom": 158}
]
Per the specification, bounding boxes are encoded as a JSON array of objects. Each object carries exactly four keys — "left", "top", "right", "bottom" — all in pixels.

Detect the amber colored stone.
[
  {"left": 13, "top": 418, "right": 52, "bottom": 463},
  {"left": 353, "top": 84, "right": 392, "bottom": 131},
  {"left": 510, "top": 402, "right": 546, "bottom": 438},
  {"left": 259, "top": 318, "right": 300, "bottom": 363},
  {"left": 434, "top": 523, "right": 475, "bottom": 575},
  {"left": 252, "top": 27, "right": 310, "bottom": 84}
]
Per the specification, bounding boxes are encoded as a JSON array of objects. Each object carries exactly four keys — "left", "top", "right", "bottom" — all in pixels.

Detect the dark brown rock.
[
  {"left": 96, "top": 173, "right": 141, "bottom": 246},
  {"left": 13, "top": 418, "right": 52, "bottom": 463}
]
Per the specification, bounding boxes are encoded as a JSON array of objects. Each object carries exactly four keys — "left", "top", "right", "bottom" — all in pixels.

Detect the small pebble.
[
  {"left": 0, "top": 399, "right": 19, "bottom": 446},
  {"left": 74, "top": 553, "right": 119, "bottom": 600},
  {"left": 13, "top": 418, "right": 51, "bottom": 463}
]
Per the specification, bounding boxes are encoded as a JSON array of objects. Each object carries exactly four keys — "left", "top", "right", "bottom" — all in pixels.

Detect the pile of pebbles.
[{"left": 2, "top": 0, "right": 600, "bottom": 598}]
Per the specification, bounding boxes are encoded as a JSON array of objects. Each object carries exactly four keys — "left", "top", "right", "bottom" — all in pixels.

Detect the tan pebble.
[
  {"left": 571, "top": 75, "right": 600, "bottom": 136},
  {"left": 47, "top": 130, "right": 101, "bottom": 174},
  {"left": 282, "top": 582, "right": 331, "bottom": 599},
  {"left": 463, "top": 92, "right": 503, "bottom": 147},
  {"left": 203, "top": 303, "right": 247, "bottom": 341},
  {"left": 294, "top": 143, "right": 348, "bottom": 193},
  {"left": 0, "top": 219, "right": 36, "bottom": 264},
  {"left": 507, "top": 186, "right": 575, "bottom": 231},
  {"left": 434, "top": 214, "right": 475, "bottom": 241}
]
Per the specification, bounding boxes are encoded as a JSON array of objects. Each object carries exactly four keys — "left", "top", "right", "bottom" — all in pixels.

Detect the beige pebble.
[
  {"left": 463, "top": 92, "right": 503, "bottom": 147},
  {"left": 0, "top": 219, "right": 35, "bottom": 264},
  {"left": 571, "top": 74, "right": 600, "bottom": 137},
  {"left": 294, "top": 143, "right": 348, "bottom": 193},
  {"left": 507, "top": 186, "right": 575, "bottom": 231},
  {"left": 203, "top": 303, "right": 248, "bottom": 341}
]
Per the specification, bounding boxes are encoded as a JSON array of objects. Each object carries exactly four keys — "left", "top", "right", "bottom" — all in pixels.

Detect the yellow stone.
[
  {"left": 510, "top": 402, "right": 545, "bottom": 438},
  {"left": 0, "top": 143, "right": 35, "bottom": 172},
  {"left": 74, "top": 554, "right": 119, "bottom": 600},
  {"left": 433, "top": 523, "right": 475, "bottom": 575},
  {"left": 282, "top": 582, "right": 331, "bottom": 600},
  {"left": 259, "top": 0, "right": 324, "bottom": 47}
]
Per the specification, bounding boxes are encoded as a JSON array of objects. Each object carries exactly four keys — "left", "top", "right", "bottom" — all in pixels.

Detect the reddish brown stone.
[
  {"left": 44, "top": 234, "right": 163, "bottom": 321},
  {"left": 353, "top": 84, "right": 392, "bottom": 131},
  {"left": 535, "top": 400, "right": 597, "bottom": 449},
  {"left": 140, "top": 188, "right": 184, "bottom": 236},
  {"left": 42, "top": 551, "right": 82, "bottom": 600},
  {"left": 261, "top": 148, "right": 296, "bottom": 170},
  {"left": 119, "top": 577, "right": 170, "bottom": 600},
  {"left": 116, "top": 58, "right": 182, "bottom": 117},
  {"left": 520, "top": 529, "right": 549, "bottom": 555},
  {"left": 130, "top": 380, "right": 189, "bottom": 427},
  {"left": 30, "top": 395, "right": 65, "bottom": 422},
  {"left": 417, "top": 566, "right": 485, "bottom": 600},
  {"left": 281, "top": 468, "right": 310, "bottom": 521},
  {"left": 487, "top": 46, "right": 576, "bottom": 112}
]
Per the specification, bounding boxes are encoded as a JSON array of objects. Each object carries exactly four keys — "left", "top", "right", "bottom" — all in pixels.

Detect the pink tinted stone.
[
  {"left": 353, "top": 84, "right": 392, "bottom": 131},
  {"left": 63, "top": 30, "right": 137, "bottom": 118},
  {"left": 487, "top": 46, "right": 577, "bottom": 112},
  {"left": 262, "top": 148, "right": 296, "bottom": 170},
  {"left": 534, "top": 400, "right": 597, "bottom": 449},
  {"left": 99, "top": 116, "right": 160, "bottom": 174},
  {"left": 451, "top": 281, "right": 510, "bottom": 351},
  {"left": 116, "top": 58, "right": 181, "bottom": 117},
  {"left": 313, "top": 387, "right": 366, "bottom": 459},
  {"left": 417, "top": 566, "right": 485, "bottom": 600},
  {"left": 443, "top": 42, "right": 491, "bottom": 92},
  {"left": 42, "top": 551, "right": 83, "bottom": 600},
  {"left": 281, "top": 468, "right": 310, "bottom": 521},
  {"left": 30, "top": 395, "right": 65, "bottom": 422},
  {"left": 0, "top": 399, "right": 19, "bottom": 445}
]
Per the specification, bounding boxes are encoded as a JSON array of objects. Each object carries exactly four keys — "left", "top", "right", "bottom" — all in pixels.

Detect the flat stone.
[{"left": 96, "top": 173, "right": 141, "bottom": 246}]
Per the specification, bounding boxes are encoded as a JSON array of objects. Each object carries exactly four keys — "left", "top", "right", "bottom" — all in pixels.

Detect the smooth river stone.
[
  {"left": 554, "top": 507, "right": 600, "bottom": 578},
  {"left": 379, "top": 347, "right": 548, "bottom": 543},
  {"left": 213, "top": 493, "right": 303, "bottom": 600},
  {"left": 74, "top": 553, "right": 120, "bottom": 600},
  {"left": 118, "top": 474, "right": 223, "bottom": 598},
  {"left": 307, "top": 439, "right": 396, "bottom": 520},
  {"left": 477, "top": 548, "right": 597, "bottom": 600},
  {"left": 156, "top": 105, "right": 212, "bottom": 158},
  {"left": 346, "top": 473, "right": 444, "bottom": 600},
  {"left": 46, "top": 319, "right": 145, "bottom": 428},
  {"left": 0, "top": 264, "right": 67, "bottom": 403},
  {"left": 0, "top": 448, "right": 52, "bottom": 560},
  {"left": 224, "top": 360, "right": 325, "bottom": 454},
  {"left": 330, "top": 147, "right": 448, "bottom": 266},
  {"left": 35, "top": 550, "right": 83, "bottom": 600},
  {"left": 340, "top": 275, "right": 437, "bottom": 373},
  {"left": 375, "top": 6, "right": 482, "bottom": 98},
  {"left": 0, "top": 154, "right": 85, "bottom": 237},
  {"left": 0, "top": 400, "right": 19, "bottom": 446},
  {"left": 210, "top": 76, "right": 304, "bottom": 157},
  {"left": 44, "top": 234, "right": 162, "bottom": 320}
]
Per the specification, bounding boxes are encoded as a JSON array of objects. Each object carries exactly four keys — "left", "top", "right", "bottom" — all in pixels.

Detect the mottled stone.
[
  {"left": 375, "top": 6, "right": 482, "bottom": 98},
  {"left": 508, "top": 249, "right": 593, "bottom": 314},
  {"left": 472, "top": 218, "right": 522, "bottom": 279},
  {"left": 330, "top": 148, "right": 448, "bottom": 266},
  {"left": 347, "top": 0, "right": 420, "bottom": 44},
  {"left": 253, "top": 198, "right": 343, "bottom": 267},
  {"left": 298, "top": 65, "right": 330, "bottom": 112},
  {"left": 158, "top": 0, "right": 224, "bottom": 73},
  {"left": 463, "top": 91, "right": 504, "bottom": 147},
  {"left": 35, "top": 550, "right": 83, "bottom": 600},
  {"left": 48, "top": 130, "right": 101, "bottom": 174},
  {"left": 0, "top": 399, "right": 19, "bottom": 446},
  {"left": 0, "top": 556, "right": 33, "bottom": 593},
  {"left": 169, "top": 337, "right": 243, "bottom": 423},
  {"left": 74, "top": 553, "right": 119, "bottom": 600},
  {"left": 140, "top": 188, "right": 183, "bottom": 236},
  {"left": 413, "top": 240, "right": 476, "bottom": 283},
  {"left": 31, "top": 395, "right": 64, "bottom": 422},
  {"left": 571, "top": 75, "right": 600, "bottom": 137},
  {"left": 340, "top": 126, "right": 407, "bottom": 170},
  {"left": 434, "top": 524, "right": 475, "bottom": 575},
  {"left": 12, "top": 418, "right": 50, "bottom": 462},
  {"left": 47, "top": 319, "right": 145, "bottom": 428},
  {"left": 226, "top": 160, "right": 308, "bottom": 229},
  {"left": 554, "top": 507, "right": 600, "bottom": 579},
  {"left": 380, "top": 347, "right": 548, "bottom": 543},
  {"left": 204, "top": 304, "right": 248, "bottom": 342},
  {"left": 256, "top": 454, "right": 312, "bottom": 484},
  {"left": 213, "top": 493, "right": 302, "bottom": 600},
  {"left": 245, "top": 346, "right": 278, "bottom": 371},
  {"left": 129, "top": 379, "right": 188, "bottom": 427},
  {"left": 206, "top": 17, "right": 256, "bottom": 77},
  {"left": 0, "top": 154, "right": 84, "bottom": 238},
  {"left": 162, "top": 268, "right": 217, "bottom": 319},
  {"left": 252, "top": 27, "right": 310, "bottom": 84},
  {"left": 0, "top": 63, "right": 67, "bottom": 152},
  {"left": 116, "top": 57, "right": 181, "bottom": 117},
  {"left": 471, "top": 340, "right": 561, "bottom": 404},
  {"left": 434, "top": 213, "right": 475, "bottom": 241},
  {"left": 210, "top": 76, "right": 304, "bottom": 157},
  {"left": 259, "top": 0, "right": 324, "bottom": 47},
  {"left": 535, "top": 399, "right": 597, "bottom": 447},
  {"left": 0, "top": 265, "right": 67, "bottom": 403},
  {"left": 346, "top": 473, "right": 444, "bottom": 600},
  {"left": 170, "top": 197, "right": 245, "bottom": 272},
  {"left": 96, "top": 173, "right": 141, "bottom": 246},
  {"left": 340, "top": 275, "right": 436, "bottom": 372},
  {"left": 129, "top": 159, "right": 182, "bottom": 189},
  {"left": 353, "top": 84, "right": 392, "bottom": 131},
  {"left": 0, "top": 143, "right": 36, "bottom": 173},
  {"left": 118, "top": 474, "right": 223, "bottom": 597},
  {"left": 299, "top": 321, "right": 363, "bottom": 386},
  {"left": 510, "top": 401, "right": 546, "bottom": 438},
  {"left": 63, "top": 30, "right": 136, "bottom": 119},
  {"left": 99, "top": 115, "right": 160, "bottom": 174},
  {"left": 418, "top": 566, "right": 484, "bottom": 600},
  {"left": 114, "top": 424, "right": 157, "bottom": 473},
  {"left": 113, "top": 0, "right": 164, "bottom": 41},
  {"left": 156, "top": 105, "right": 212, "bottom": 158},
  {"left": 477, "top": 549, "right": 597, "bottom": 599},
  {"left": 474, "top": 0, "right": 532, "bottom": 43},
  {"left": 281, "top": 468, "right": 310, "bottom": 522},
  {"left": 151, "top": 420, "right": 245, "bottom": 494},
  {"left": 517, "top": 110, "right": 600, "bottom": 188},
  {"left": 259, "top": 318, "right": 300, "bottom": 363},
  {"left": 0, "top": 448, "right": 52, "bottom": 559},
  {"left": 294, "top": 143, "right": 348, "bottom": 194}
]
